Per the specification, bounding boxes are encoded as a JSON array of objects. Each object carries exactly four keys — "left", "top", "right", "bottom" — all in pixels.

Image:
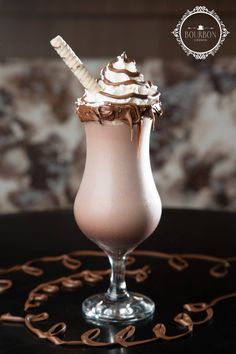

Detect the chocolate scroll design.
[{"left": 0, "top": 250, "right": 235, "bottom": 348}]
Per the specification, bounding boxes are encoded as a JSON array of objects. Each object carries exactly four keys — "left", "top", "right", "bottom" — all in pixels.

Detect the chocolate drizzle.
[
  {"left": 77, "top": 52, "right": 162, "bottom": 141},
  {"left": 97, "top": 53, "right": 160, "bottom": 101},
  {"left": 0, "top": 279, "right": 12, "bottom": 293},
  {"left": 76, "top": 102, "right": 161, "bottom": 143},
  {"left": 107, "top": 61, "right": 140, "bottom": 77},
  {"left": 99, "top": 90, "right": 160, "bottom": 100},
  {"left": 82, "top": 52, "right": 162, "bottom": 113},
  {"left": 100, "top": 69, "right": 146, "bottom": 86},
  {"left": 0, "top": 250, "right": 236, "bottom": 348},
  {"left": 120, "top": 51, "right": 134, "bottom": 63}
]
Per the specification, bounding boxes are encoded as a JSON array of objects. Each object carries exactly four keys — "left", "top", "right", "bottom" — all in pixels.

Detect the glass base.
[{"left": 82, "top": 292, "right": 155, "bottom": 323}]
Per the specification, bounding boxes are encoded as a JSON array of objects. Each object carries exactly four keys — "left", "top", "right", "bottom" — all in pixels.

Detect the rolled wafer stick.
[{"left": 50, "top": 35, "right": 100, "bottom": 93}]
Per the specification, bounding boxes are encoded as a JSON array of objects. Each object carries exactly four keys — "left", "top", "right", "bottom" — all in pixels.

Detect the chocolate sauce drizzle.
[
  {"left": 77, "top": 52, "right": 162, "bottom": 142},
  {"left": 97, "top": 52, "right": 160, "bottom": 101},
  {"left": 107, "top": 61, "right": 140, "bottom": 77},
  {"left": 76, "top": 102, "right": 161, "bottom": 142},
  {"left": 100, "top": 90, "right": 159, "bottom": 100},
  {"left": 0, "top": 250, "right": 236, "bottom": 348},
  {"left": 100, "top": 68, "right": 146, "bottom": 86}
]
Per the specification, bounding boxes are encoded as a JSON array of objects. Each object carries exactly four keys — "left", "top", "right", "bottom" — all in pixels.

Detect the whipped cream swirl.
[{"left": 81, "top": 52, "right": 161, "bottom": 108}]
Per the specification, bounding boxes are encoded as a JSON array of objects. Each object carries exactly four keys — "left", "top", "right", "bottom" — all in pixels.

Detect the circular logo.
[{"left": 172, "top": 6, "right": 229, "bottom": 59}]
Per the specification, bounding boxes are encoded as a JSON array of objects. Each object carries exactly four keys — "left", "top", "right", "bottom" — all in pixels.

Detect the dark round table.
[{"left": 0, "top": 208, "right": 235, "bottom": 353}]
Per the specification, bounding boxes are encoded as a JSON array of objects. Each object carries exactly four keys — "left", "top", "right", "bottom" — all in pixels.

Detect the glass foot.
[{"left": 82, "top": 292, "right": 155, "bottom": 323}]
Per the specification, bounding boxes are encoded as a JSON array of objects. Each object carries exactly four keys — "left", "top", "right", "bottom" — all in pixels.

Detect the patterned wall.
[{"left": 0, "top": 57, "right": 235, "bottom": 212}]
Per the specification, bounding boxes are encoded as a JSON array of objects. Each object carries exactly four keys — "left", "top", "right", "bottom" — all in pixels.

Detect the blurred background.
[{"left": 0, "top": 0, "right": 235, "bottom": 213}]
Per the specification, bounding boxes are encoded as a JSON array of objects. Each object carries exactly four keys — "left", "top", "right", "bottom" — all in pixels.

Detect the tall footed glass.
[
  {"left": 74, "top": 115, "right": 162, "bottom": 323},
  {"left": 49, "top": 42, "right": 163, "bottom": 323}
]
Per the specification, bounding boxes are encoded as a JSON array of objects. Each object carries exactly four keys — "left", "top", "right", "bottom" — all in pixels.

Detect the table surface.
[{"left": 0, "top": 208, "right": 235, "bottom": 354}]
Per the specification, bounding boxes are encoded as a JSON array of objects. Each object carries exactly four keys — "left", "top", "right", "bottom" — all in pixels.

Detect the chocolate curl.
[
  {"left": 25, "top": 313, "right": 49, "bottom": 339},
  {"left": 210, "top": 262, "right": 230, "bottom": 278},
  {"left": 115, "top": 326, "right": 136, "bottom": 347},
  {"left": 152, "top": 323, "right": 166, "bottom": 338},
  {"left": 0, "top": 265, "right": 22, "bottom": 274},
  {"left": 126, "top": 255, "right": 136, "bottom": 266},
  {"left": 62, "top": 255, "right": 81, "bottom": 270},
  {"left": 174, "top": 312, "right": 193, "bottom": 331},
  {"left": 126, "top": 265, "right": 151, "bottom": 283},
  {"left": 2, "top": 248, "right": 236, "bottom": 348},
  {"left": 115, "top": 325, "right": 158, "bottom": 347},
  {"left": 47, "top": 322, "right": 67, "bottom": 337},
  {"left": 24, "top": 292, "right": 48, "bottom": 310},
  {"left": 61, "top": 278, "right": 82, "bottom": 289},
  {"left": 184, "top": 302, "right": 208, "bottom": 312},
  {"left": 81, "top": 270, "right": 103, "bottom": 283},
  {"left": 153, "top": 314, "right": 194, "bottom": 342},
  {"left": 22, "top": 264, "right": 43, "bottom": 276},
  {"left": 81, "top": 328, "right": 111, "bottom": 347},
  {"left": 0, "top": 279, "right": 12, "bottom": 293},
  {"left": 25, "top": 313, "right": 66, "bottom": 345},
  {"left": 0, "top": 312, "right": 25, "bottom": 323},
  {"left": 183, "top": 302, "right": 214, "bottom": 325},
  {"left": 41, "top": 284, "right": 60, "bottom": 294},
  {"left": 168, "top": 255, "right": 189, "bottom": 271},
  {"left": 25, "top": 313, "right": 49, "bottom": 340},
  {"left": 209, "top": 291, "right": 236, "bottom": 307}
]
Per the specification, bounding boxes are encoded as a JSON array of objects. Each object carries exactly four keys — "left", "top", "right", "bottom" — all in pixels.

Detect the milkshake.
[
  {"left": 50, "top": 37, "right": 163, "bottom": 323},
  {"left": 74, "top": 52, "right": 162, "bottom": 255}
]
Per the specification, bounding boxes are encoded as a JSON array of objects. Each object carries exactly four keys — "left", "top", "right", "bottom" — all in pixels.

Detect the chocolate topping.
[
  {"left": 100, "top": 68, "right": 145, "bottom": 86},
  {"left": 76, "top": 53, "right": 163, "bottom": 140},
  {"left": 86, "top": 53, "right": 161, "bottom": 103},
  {"left": 98, "top": 89, "right": 160, "bottom": 100},
  {"left": 107, "top": 62, "right": 140, "bottom": 77},
  {"left": 76, "top": 102, "right": 162, "bottom": 141},
  {"left": 120, "top": 51, "right": 133, "bottom": 63}
]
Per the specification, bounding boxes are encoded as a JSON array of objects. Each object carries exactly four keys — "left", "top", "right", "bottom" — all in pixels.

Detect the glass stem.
[{"left": 105, "top": 254, "right": 129, "bottom": 301}]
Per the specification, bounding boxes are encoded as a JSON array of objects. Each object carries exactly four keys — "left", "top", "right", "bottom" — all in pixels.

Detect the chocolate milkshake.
[
  {"left": 50, "top": 37, "right": 164, "bottom": 322},
  {"left": 74, "top": 52, "right": 163, "bottom": 255},
  {"left": 71, "top": 50, "right": 164, "bottom": 322}
]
